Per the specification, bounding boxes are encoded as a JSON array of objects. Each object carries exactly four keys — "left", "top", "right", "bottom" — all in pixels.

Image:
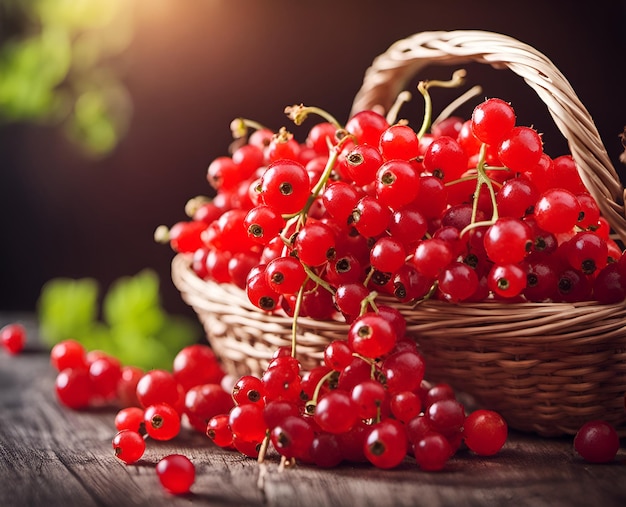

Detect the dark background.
[{"left": 1, "top": 0, "right": 626, "bottom": 317}]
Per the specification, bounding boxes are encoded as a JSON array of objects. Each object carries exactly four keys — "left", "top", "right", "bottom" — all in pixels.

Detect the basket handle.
[{"left": 350, "top": 30, "right": 626, "bottom": 243}]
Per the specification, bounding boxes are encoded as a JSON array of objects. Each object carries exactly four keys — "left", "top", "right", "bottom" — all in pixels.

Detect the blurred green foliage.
[
  {"left": 37, "top": 269, "right": 201, "bottom": 371},
  {"left": 0, "top": 0, "right": 133, "bottom": 156}
]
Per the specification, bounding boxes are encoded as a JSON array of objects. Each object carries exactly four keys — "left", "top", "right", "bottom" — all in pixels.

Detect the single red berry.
[
  {"left": 144, "top": 403, "right": 181, "bottom": 441},
  {"left": 379, "top": 124, "right": 420, "bottom": 161},
  {"left": 259, "top": 159, "right": 311, "bottom": 214},
  {"left": 463, "top": 409, "right": 508, "bottom": 456},
  {"left": 115, "top": 407, "right": 145, "bottom": 433},
  {"left": 112, "top": 429, "right": 146, "bottom": 465},
  {"left": 348, "top": 312, "right": 397, "bottom": 359},
  {"left": 414, "top": 432, "right": 452, "bottom": 472},
  {"left": 206, "top": 414, "right": 234, "bottom": 448},
  {"left": 345, "top": 110, "right": 389, "bottom": 146},
  {"left": 271, "top": 415, "right": 315, "bottom": 460},
  {"left": 534, "top": 188, "right": 581, "bottom": 234},
  {"left": 573, "top": 420, "right": 620, "bottom": 463},
  {"left": 50, "top": 339, "right": 88, "bottom": 372},
  {"left": 498, "top": 126, "right": 543, "bottom": 172},
  {"left": 484, "top": 217, "right": 533, "bottom": 264},
  {"left": 422, "top": 136, "right": 468, "bottom": 182},
  {"left": 314, "top": 391, "right": 359, "bottom": 434},
  {"left": 364, "top": 419, "right": 408, "bottom": 469},
  {"left": 0, "top": 323, "right": 26, "bottom": 354},
  {"left": 55, "top": 368, "right": 93, "bottom": 410},
  {"left": 173, "top": 344, "right": 225, "bottom": 392},
  {"left": 156, "top": 454, "right": 195, "bottom": 495},
  {"left": 471, "top": 98, "right": 516, "bottom": 145}
]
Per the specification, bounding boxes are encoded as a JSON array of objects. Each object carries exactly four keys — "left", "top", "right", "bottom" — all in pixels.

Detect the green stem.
[
  {"left": 230, "top": 117, "right": 268, "bottom": 139},
  {"left": 302, "top": 264, "right": 335, "bottom": 295},
  {"left": 460, "top": 143, "right": 500, "bottom": 237},
  {"left": 416, "top": 69, "right": 467, "bottom": 139},
  {"left": 359, "top": 291, "right": 379, "bottom": 316},
  {"left": 305, "top": 369, "right": 338, "bottom": 414},
  {"left": 386, "top": 90, "right": 412, "bottom": 125},
  {"left": 285, "top": 104, "right": 342, "bottom": 129},
  {"left": 290, "top": 282, "right": 307, "bottom": 358}
]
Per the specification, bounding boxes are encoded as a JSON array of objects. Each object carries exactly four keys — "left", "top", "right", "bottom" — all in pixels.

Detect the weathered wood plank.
[{"left": 1, "top": 315, "right": 625, "bottom": 507}]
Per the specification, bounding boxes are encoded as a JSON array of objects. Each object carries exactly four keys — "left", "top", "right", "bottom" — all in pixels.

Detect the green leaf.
[
  {"left": 37, "top": 277, "right": 100, "bottom": 347},
  {"left": 102, "top": 269, "right": 165, "bottom": 336}
]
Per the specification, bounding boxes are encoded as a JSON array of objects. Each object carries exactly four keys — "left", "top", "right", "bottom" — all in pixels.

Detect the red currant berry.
[
  {"left": 112, "top": 430, "right": 146, "bottom": 465},
  {"left": 348, "top": 312, "right": 397, "bottom": 359},
  {"left": 50, "top": 339, "right": 87, "bottom": 372},
  {"left": 364, "top": 419, "right": 408, "bottom": 469},
  {"left": 414, "top": 432, "right": 452, "bottom": 472},
  {"left": 573, "top": 420, "right": 620, "bottom": 463},
  {"left": 156, "top": 454, "right": 195, "bottom": 495},
  {"left": 423, "top": 136, "right": 468, "bottom": 182},
  {"left": 115, "top": 407, "right": 145, "bottom": 433},
  {"left": 488, "top": 263, "right": 527, "bottom": 298},
  {"left": 534, "top": 188, "right": 581, "bottom": 234},
  {"left": 314, "top": 391, "right": 359, "bottom": 434},
  {"left": 375, "top": 159, "right": 420, "bottom": 209},
  {"left": 0, "top": 323, "right": 26, "bottom": 354},
  {"left": 498, "top": 126, "right": 543, "bottom": 172},
  {"left": 173, "top": 344, "right": 224, "bottom": 392},
  {"left": 271, "top": 415, "right": 315, "bottom": 460},
  {"left": 463, "top": 409, "right": 508, "bottom": 456},
  {"left": 55, "top": 368, "right": 93, "bottom": 410},
  {"left": 345, "top": 110, "right": 389, "bottom": 146},
  {"left": 144, "top": 403, "right": 181, "bottom": 441},
  {"left": 206, "top": 414, "right": 234, "bottom": 448},
  {"left": 379, "top": 124, "right": 420, "bottom": 161},
  {"left": 260, "top": 159, "right": 310, "bottom": 214},
  {"left": 484, "top": 217, "right": 533, "bottom": 264},
  {"left": 471, "top": 98, "right": 516, "bottom": 145}
]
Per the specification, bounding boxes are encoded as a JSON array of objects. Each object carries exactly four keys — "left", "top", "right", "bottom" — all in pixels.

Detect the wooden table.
[{"left": 1, "top": 314, "right": 625, "bottom": 507}]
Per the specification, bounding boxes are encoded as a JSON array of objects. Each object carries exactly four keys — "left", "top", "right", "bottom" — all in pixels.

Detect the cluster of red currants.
[
  {"left": 166, "top": 97, "right": 625, "bottom": 315},
  {"left": 51, "top": 338, "right": 229, "bottom": 494},
  {"left": 208, "top": 340, "right": 508, "bottom": 470}
]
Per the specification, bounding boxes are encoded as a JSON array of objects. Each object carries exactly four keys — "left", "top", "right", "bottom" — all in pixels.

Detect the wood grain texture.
[{"left": 1, "top": 314, "right": 625, "bottom": 507}]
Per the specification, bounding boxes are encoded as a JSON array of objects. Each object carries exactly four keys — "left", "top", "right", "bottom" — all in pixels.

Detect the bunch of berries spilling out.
[
  {"left": 208, "top": 342, "right": 509, "bottom": 470},
  {"left": 51, "top": 338, "right": 229, "bottom": 494}
]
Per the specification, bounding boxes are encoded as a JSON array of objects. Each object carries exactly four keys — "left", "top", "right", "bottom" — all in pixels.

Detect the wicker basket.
[{"left": 172, "top": 30, "right": 626, "bottom": 437}]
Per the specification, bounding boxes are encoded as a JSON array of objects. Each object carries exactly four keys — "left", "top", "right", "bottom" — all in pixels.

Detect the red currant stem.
[
  {"left": 432, "top": 84, "right": 483, "bottom": 126},
  {"left": 359, "top": 291, "right": 379, "bottom": 316},
  {"left": 416, "top": 69, "right": 467, "bottom": 139},
  {"left": 257, "top": 432, "right": 271, "bottom": 465},
  {"left": 230, "top": 117, "right": 268, "bottom": 139},
  {"left": 310, "top": 135, "right": 353, "bottom": 197},
  {"left": 410, "top": 280, "right": 439, "bottom": 307},
  {"left": 284, "top": 104, "right": 342, "bottom": 129},
  {"left": 460, "top": 143, "right": 499, "bottom": 237},
  {"left": 385, "top": 90, "right": 412, "bottom": 125},
  {"left": 444, "top": 173, "right": 479, "bottom": 188},
  {"left": 153, "top": 225, "right": 170, "bottom": 243},
  {"left": 184, "top": 195, "right": 211, "bottom": 217},
  {"left": 309, "top": 369, "right": 338, "bottom": 407},
  {"left": 362, "top": 266, "right": 377, "bottom": 288},
  {"left": 290, "top": 282, "right": 307, "bottom": 358},
  {"left": 302, "top": 264, "right": 336, "bottom": 295},
  {"left": 277, "top": 455, "right": 296, "bottom": 472}
]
